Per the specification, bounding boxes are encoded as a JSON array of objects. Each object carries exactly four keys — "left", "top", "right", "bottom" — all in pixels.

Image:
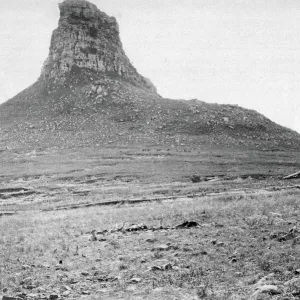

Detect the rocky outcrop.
[{"left": 40, "top": 0, "right": 156, "bottom": 92}]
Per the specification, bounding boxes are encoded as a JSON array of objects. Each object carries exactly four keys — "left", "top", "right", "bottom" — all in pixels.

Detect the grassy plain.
[{"left": 0, "top": 146, "right": 300, "bottom": 299}]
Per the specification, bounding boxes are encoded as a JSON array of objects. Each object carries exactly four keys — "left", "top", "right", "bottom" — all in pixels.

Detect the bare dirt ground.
[{"left": 1, "top": 146, "right": 300, "bottom": 300}]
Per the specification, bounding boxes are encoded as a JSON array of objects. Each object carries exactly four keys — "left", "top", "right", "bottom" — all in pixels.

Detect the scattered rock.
[
  {"left": 284, "top": 277, "right": 300, "bottom": 288},
  {"left": 126, "top": 223, "right": 148, "bottom": 232},
  {"left": 216, "top": 242, "right": 224, "bottom": 247},
  {"left": 61, "top": 286, "right": 71, "bottom": 292},
  {"left": 270, "top": 228, "right": 299, "bottom": 242},
  {"left": 129, "top": 278, "right": 142, "bottom": 284},
  {"left": 289, "top": 226, "right": 298, "bottom": 233},
  {"left": 49, "top": 295, "right": 59, "bottom": 300},
  {"left": 278, "top": 232, "right": 298, "bottom": 242},
  {"left": 91, "top": 230, "right": 97, "bottom": 241},
  {"left": 145, "top": 238, "right": 156, "bottom": 243},
  {"left": 81, "top": 291, "right": 90, "bottom": 295},
  {"left": 151, "top": 263, "right": 173, "bottom": 271},
  {"left": 62, "top": 290, "right": 70, "bottom": 297},
  {"left": 154, "top": 244, "right": 170, "bottom": 251},
  {"left": 98, "top": 238, "right": 107, "bottom": 242},
  {"left": 21, "top": 265, "right": 31, "bottom": 270},
  {"left": 96, "top": 86, "right": 103, "bottom": 94},
  {"left": 55, "top": 265, "right": 68, "bottom": 271},
  {"left": 269, "top": 232, "right": 282, "bottom": 239},
  {"left": 191, "top": 175, "right": 201, "bottom": 183},
  {"left": 69, "top": 278, "right": 78, "bottom": 284},
  {"left": 97, "top": 229, "right": 108, "bottom": 235},
  {"left": 250, "top": 285, "right": 281, "bottom": 299},
  {"left": 96, "top": 275, "right": 118, "bottom": 283},
  {"left": 215, "top": 223, "right": 224, "bottom": 228},
  {"left": 175, "top": 221, "right": 200, "bottom": 229},
  {"left": 20, "top": 277, "right": 32, "bottom": 286}
]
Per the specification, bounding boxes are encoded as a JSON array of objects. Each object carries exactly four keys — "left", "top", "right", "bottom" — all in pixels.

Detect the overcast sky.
[{"left": 0, "top": 0, "right": 300, "bottom": 133}]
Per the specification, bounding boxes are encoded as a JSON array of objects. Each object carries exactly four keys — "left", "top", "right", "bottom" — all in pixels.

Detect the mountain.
[{"left": 0, "top": 0, "right": 299, "bottom": 151}]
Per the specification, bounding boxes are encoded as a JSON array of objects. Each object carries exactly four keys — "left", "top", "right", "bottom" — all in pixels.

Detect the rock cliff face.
[{"left": 40, "top": 0, "right": 156, "bottom": 92}]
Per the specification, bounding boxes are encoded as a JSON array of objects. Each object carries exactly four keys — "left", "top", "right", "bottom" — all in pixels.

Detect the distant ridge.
[{"left": 0, "top": 0, "right": 300, "bottom": 151}]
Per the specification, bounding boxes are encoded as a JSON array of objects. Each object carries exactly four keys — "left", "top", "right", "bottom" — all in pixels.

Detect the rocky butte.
[
  {"left": 41, "top": 0, "right": 156, "bottom": 92},
  {"left": 0, "top": 0, "right": 300, "bottom": 151}
]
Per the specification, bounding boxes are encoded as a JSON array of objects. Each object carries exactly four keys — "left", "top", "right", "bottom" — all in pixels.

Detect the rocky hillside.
[{"left": 0, "top": 0, "right": 299, "bottom": 151}]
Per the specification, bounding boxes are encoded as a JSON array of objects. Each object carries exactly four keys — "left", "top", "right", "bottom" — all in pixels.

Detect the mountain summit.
[
  {"left": 0, "top": 0, "right": 300, "bottom": 151},
  {"left": 41, "top": 0, "right": 156, "bottom": 92}
]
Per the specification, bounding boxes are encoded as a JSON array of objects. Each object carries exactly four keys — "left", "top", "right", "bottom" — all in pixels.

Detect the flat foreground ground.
[{"left": 0, "top": 146, "right": 300, "bottom": 299}]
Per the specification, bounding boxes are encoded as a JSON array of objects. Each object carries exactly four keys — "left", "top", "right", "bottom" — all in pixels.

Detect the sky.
[{"left": 0, "top": 0, "right": 300, "bottom": 133}]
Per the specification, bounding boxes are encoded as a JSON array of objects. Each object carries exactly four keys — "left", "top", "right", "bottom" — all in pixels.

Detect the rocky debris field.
[{"left": 1, "top": 69, "right": 299, "bottom": 151}]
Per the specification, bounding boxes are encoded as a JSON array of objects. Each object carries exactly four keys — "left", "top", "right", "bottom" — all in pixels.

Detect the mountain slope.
[{"left": 0, "top": 0, "right": 299, "bottom": 151}]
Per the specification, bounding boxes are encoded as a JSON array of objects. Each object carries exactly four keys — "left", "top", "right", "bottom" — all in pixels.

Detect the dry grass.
[
  {"left": 1, "top": 189, "right": 300, "bottom": 299},
  {"left": 1, "top": 147, "right": 300, "bottom": 299},
  {"left": 1, "top": 146, "right": 300, "bottom": 212}
]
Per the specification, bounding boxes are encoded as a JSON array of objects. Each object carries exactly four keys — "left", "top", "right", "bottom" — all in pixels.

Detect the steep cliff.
[{"left": 40, "top": 0, "right": 156, "bottom": 92}]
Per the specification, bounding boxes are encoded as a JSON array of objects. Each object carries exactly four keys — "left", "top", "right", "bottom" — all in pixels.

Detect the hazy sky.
[{"left": 1, "top": 0, "right": 300, "bottom": 133}]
